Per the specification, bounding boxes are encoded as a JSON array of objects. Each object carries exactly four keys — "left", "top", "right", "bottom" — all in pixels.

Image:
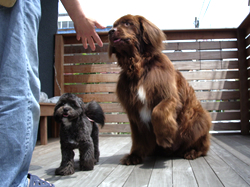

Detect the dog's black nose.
[
  {"left": 108, "top": 28, "right": 117, "bottom": 35},
  {"left": 63, "top": 108, "right": 68, "bottom": 113}
]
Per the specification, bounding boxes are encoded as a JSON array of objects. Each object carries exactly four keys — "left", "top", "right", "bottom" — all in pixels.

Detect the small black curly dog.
[{"left": 54, "top": 93, "right": 105, "bottom": 175}]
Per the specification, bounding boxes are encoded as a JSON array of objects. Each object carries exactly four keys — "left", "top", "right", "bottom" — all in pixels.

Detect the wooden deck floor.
[{"left": 29, "top": 134, "right": 250, "bottom": 187}]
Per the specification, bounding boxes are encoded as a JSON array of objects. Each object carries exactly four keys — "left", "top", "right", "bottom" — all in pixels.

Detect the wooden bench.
[{"left": 39, "top": 103, "right": 56, "bottom": 145}]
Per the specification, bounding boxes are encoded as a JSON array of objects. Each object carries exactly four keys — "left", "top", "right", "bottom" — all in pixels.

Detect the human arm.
[{"left": 60, "top": 0, "right": 105, "bottom": 51}]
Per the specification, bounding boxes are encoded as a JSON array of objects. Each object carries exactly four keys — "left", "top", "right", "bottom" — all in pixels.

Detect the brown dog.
[{"left": 108, "top": 14, "right": 212, "bottom": 165}]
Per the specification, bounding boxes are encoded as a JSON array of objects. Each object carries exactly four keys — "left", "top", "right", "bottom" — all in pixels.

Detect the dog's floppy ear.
[{"left": 137, "top": 16, "right": 166, "bottom": 51}]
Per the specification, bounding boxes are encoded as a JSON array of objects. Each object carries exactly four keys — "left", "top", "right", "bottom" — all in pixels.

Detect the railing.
[{"left": 54, "top": 14, "right": 250, "bottom": 134}]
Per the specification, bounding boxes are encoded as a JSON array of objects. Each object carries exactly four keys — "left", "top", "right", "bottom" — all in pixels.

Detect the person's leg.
[{"left": 0, "top": 0, "right": 41, "bottom": 186}]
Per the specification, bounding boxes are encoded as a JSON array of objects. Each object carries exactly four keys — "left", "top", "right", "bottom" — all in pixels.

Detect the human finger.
[
  {"left": 87, "top": 36, "right": 96, "bottom": 51},
  {"left": 82, "top": 37, "right": 88, "bottom": 49},
  {"left": 92, "top": 33, "right": 103, "bottom": 48},
  {"left": 95, "top": 21, "right": 106, "bottom": 29}
]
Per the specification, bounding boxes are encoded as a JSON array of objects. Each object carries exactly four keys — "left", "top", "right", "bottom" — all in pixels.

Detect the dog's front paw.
[
  {"left": 184, "top": 149, "right": 202, "bottom": 160},
  {"left": 156, "top": 136, "right": 174, "bottom": 148},
  {"left": 55, "top": 165, "right": 75, "bottom": 176},
  {"left": 120, "top": 154, "right": 143, "bottom": 165},
  {"left": 80, "top": 160, "right": 94, "bottom": 171}
]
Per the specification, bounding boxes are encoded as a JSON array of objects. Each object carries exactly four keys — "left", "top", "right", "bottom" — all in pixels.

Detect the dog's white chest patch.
[
  {"left": 62, "top": 118, "right": 72, "bottom": 127},
  {"left": 137, "top": 86, "right": 151, "bottom": 127},
  {"left": 137, "top": 85, "right": 146, "bottom": 104}
]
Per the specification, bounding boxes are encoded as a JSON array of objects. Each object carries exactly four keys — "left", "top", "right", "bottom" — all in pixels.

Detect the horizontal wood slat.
[
  {"left": 98, "top": 102, "right": 240, "bottom": 113},
  {"left": 100, "top": 122, "right": 242, "bottom": 132},
  {"left": 64, "top": 70, "right": 239, "bottom": 83},
  {"left": 64, "top": 74, "right": 118, "bottom": 83},
  {"left": 165, "top": 41, "right": 237, "bottom": 51},
  {"left": 196, "top": 91, "right": 240, "bottom": 100},
  {"left": 64, "top": 64, "right": 120, "bottom": 74},
  {"left": 77, "top": 93, "right": 118, "bottom": 103},
  {"left": 64, "top": 54, "right": 115, "bottom": 64},
  {"left": 166, "top": 51, "right": 238, "bottom": 61},
  {"left": 64, "top": 41, "right": 237, "bottom": 54},
  {"left": 64, "top": 81, "right": 239, "bottom": 93},
  {"left": 64, "top": 58, "right": 239, "bottom": 71},
  {"left": 104, "top": 112, "right": 241, "bottom": 124},
  {"left": 75, "top": 91, "right": 240, "bottom": 103},
  {"left": 64, "top": 84, "right": 116, "bottom": 93},
  {"left": 189, "top": 81, "right": 239, "bottom": 90},
  {"left": 182, "top": 71, "right": 239, "bottom": 80},
  {"left": 212, "top": 122, "right": 241, "bottom": 131}
]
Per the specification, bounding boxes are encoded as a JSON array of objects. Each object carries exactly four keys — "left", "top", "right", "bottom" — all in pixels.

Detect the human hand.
[{"left": 74, "top": 17, "right": 106, "bottom": 51}]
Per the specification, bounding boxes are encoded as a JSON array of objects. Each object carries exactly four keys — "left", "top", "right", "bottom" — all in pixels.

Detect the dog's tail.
[{"left": 85, "top": 101, "right": 105, "bottom": 128}]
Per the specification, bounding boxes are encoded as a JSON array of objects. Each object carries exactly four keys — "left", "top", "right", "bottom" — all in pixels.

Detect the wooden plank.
[
  {"left": 189, "top": 81, "right": 239, "bottom": 90},
  {"left": 72, "top": 140, "right": 132, "bottom": 187},
  {"left": 98, "top": 164, "right": 134, "bottom": 187},
  {"left": 201, "top": 101, "right": 240, "bottom": 110},
  {"left": 165, "top": 41, "right": 237, "bottom": 51},
  {"left": 123, "top": 157, "right": 155, "bottom": 187},
  {"left": 77, "top": 93, "right": 118, "bottom": 103},
  {"left": 54, "top": 35, "right": 65, "bottom": 96},
  {"left": 64, "top": 83, "right": 116, "bottom": 93},
  {"left": 189, "top": 157, "right": 223, "bottom": 187},
  {"left": 62, "top": 33, "right": 109, "bottom": 45},
  {"left": 163, "top": 29, "right": 237, "bottom": 40},
  {"left": 213, "top": 122, "right": 241, "bottom": 131},
  {"left": 64, "top": 41, "right": 238, "bottom": 54},
  {"left": 64, "top": 64, "right": 120, "bottom": 74},
  {"left": 64, "top": 44, "right": 109, "bottom": 54},
  {"left": 105, "top": 114, "right": 129, "bottom": 123},
  {"left": 212, "top": 135, "right": 250, "bottom": 165},
  {"left": 148, "top": 157, "right": 173, "bottom": 187},
  {"left": 211, "top": 136, "right": 250, "bottom": 185},
  {"left": 173, "top": 60, "right": 239, "bottom": 70},
  {"left": 205, "top": 149, "right": 249, "bottom": 187},
  {"left": 182, "top": 70, "right": 239, "bottom": 81},
  {"left": 65, "top": 82, "right": 239, "bottom": 94},
  {"left": 210, "top": 112, "right": 241, "bottom": 121},
  {"left": 63, "top": 61, "right": 239, "bottom": 74},
  {"left": 173, "top": 159, "right": 198, "bottom": 187},
  {"left": 64, "top": 74, "right": 119, "bottom": 83},
  {"left": 30, "top": 134, "right": 250, "bottom": 186},
  {"left": 100, "top": 102, "right": 240, "bottom": 113},
  {"left": 64, "top": 53, "right": 116, "bottom": 64},
  {"left": 100, "top": 124, "right": 131, "bottom": 133},
  {"left": 195, "top": 91, "right": 240, "bottom": 100},
  {"left": 166, "top": 51, "right": 238, "bottom": 61},
  {"left": 99, "top": 103, "right": 124, "bottom": 113},
  {"left": 39, "top": 117, "right": 48, "bottom": 145},
  {"left": 53, "top": 138, "right": 132, "bottom": 187},
  {"left": 40, "top": 103, "right": 56, "bottom": 116},
  {"left": 64, "top": 51, "right": 237, "bottom": 65}
]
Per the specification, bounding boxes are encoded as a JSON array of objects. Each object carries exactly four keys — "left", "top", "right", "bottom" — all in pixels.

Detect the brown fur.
[{"left": 108, "top": 14, "right": 212, "bottom": 165}]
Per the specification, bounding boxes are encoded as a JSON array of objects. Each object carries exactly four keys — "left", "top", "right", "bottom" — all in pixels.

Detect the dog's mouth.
[
  {"left": 63, "top": 113, "right": 69, "bottom": 118},
  {"left": 113, "top": 37, "right": 131, "bottom": 45}
]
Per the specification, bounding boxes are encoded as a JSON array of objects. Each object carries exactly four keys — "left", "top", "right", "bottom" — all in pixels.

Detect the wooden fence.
[{"left": 54, "top": 14, "right": 250, "bottom": 134}]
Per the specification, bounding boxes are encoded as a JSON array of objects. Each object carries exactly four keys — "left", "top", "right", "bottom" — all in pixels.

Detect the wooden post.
[
  {"left": 40, "top": 116, "right": 48, "bottom": 145},
  {"left": 54, "top": 34, "right": 65, "bottom": 96},
  {"left": 237, "top": 28, "right": 250, "bottom": 135}
]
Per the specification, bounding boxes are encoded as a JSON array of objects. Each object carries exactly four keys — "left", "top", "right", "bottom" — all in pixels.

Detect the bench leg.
[{"left": 40, "top": 116, "right": 48, "bottom": 145}]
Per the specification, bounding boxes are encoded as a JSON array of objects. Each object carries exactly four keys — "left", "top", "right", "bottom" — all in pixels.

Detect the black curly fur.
[{"left": 54, "top": 93, "right": 105, "bottom": 176}]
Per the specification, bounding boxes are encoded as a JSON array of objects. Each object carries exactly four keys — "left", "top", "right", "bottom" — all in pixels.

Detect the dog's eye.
[{"left": 124, "top": 22, "right": 131, "bottom": 27}]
